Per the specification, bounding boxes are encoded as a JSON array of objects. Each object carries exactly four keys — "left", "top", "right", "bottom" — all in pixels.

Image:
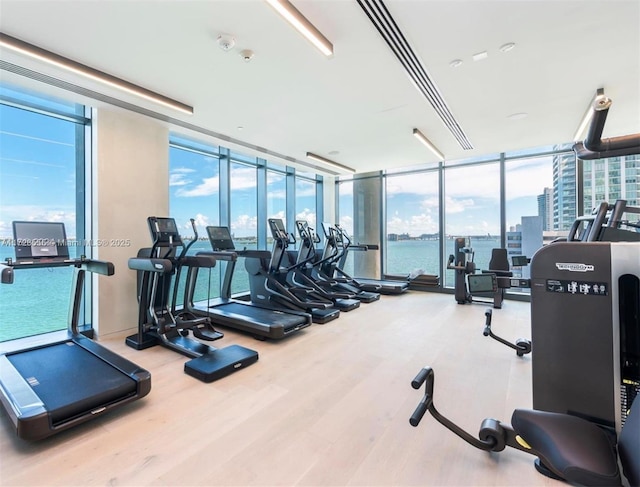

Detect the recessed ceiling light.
[
  {"left": 237, "top": 126, "right": 244, "bottom": 130},
  {"left": 449, "top": 59, "right": 463, "bottom": 68},
  {"left": 499, "top": 42, "right": 516, "bottom": 53},
  {"left": 472, "top": 51, "right": 488, "bottom": 62},
  {"left": 328, "top": 150, "right": 340, "bottom": 155},
  {"left": 507, "top": 112, "right": 528, "bottom": 120}
]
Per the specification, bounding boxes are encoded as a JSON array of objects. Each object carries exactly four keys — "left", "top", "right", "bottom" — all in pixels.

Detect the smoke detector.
[{"left": 217, "top": 34, "right": 236, "bottom": 51}]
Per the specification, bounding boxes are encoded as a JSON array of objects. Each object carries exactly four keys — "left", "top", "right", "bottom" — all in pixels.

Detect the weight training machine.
[{"left": 410, "top": 366, "right": 639, "bottom": 486}]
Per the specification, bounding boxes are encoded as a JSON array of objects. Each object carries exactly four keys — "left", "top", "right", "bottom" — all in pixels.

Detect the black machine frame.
[{"left": 125, "top": 216, "right": 258, "bottom": 382}]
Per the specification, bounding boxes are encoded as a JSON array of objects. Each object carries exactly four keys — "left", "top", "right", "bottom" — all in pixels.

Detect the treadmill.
[
  {"left": 0, "top": 221, "right": 151, "bottom": 441},
  {"left": 184, "top": 225, "right": 312, "bottom": 340},
  {"left": 334, "top": 224, "right": 409, "bottom": 295}
]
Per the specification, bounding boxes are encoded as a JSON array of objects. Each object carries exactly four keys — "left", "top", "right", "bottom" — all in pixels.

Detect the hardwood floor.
[{"left": 0, "top": 292, "right": 563, "bottom": 486}]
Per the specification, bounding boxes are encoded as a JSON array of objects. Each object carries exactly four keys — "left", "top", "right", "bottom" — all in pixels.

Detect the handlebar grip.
[
  {"left": 412, "top": 367, "right": 431, "bottom": 389},
  {"left": 410, "top": 401, "right": 429, "bottom": 427}
]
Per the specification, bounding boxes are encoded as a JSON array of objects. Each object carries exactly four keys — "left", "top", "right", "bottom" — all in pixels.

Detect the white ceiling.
[{"left": 1, "top": 0, "right": 639, "bottom": 175}]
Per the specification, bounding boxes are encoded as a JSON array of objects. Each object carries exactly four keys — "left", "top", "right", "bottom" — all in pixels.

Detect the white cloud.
[
  {"left": 169, "top": 173, "right": 191, "bottom": 186},
  {"left": 444, "top": 195, "right": 475, "bottom": 214},
  {"left": 176, "top": 176, "right": 220, "bottom": 197},
  {"left": 295, "top": 208, "right": 316, "bottom": 225},
  {"left": 230, "top": 166, "right": 257, "bottom": 190},
  {"left": 186, "top": 213, "right": 210, "bottom": 235},
  {"left": 231, "top": 214, "right": 257, "bottom": 237},
  {"left": 386, "top": 213, "right": 437, "bottom": 236}
]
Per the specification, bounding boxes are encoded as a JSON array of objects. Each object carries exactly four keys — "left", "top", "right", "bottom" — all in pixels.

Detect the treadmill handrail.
[{"left": 6, "top": 257, "right": 114, "bottom": 276}]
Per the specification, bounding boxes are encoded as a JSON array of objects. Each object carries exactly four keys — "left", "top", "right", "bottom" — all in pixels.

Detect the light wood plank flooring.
[{"left": 0, "top": 292, "right": 563, "bottom": 486}]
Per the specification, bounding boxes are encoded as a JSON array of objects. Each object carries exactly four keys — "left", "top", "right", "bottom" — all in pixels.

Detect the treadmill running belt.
[
  {"left": 7, "top": 342, "right": 137, "bottom": 424},
  {"left": 208, "top": 302, "right": 306, "bottom": 330}
]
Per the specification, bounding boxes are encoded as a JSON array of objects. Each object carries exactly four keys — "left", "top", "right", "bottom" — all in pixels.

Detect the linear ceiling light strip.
[
  {"left": 357, "top": 0, "right": 473, "bottom": 150},
  {"left": 0, "top": 33, "right": 193, "bottom": 115},
  {"left": 306, "top": 152, "right": 355, "bottom": 173},
  {"left": 264, "top": 0, "right": 333, "bottom": 57},
  {"left": 1, "top": 61, "right": 339, "bottom": 176}
]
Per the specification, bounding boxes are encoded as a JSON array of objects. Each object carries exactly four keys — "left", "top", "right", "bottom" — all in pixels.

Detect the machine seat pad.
[{"left": 511, "top": 409, "right": 620, "bottom": 486}]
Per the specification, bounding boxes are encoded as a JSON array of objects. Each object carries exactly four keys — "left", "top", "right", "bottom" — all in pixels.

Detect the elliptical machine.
[{"left": 126, "top": 217, "right": 258, "bottom": 382}]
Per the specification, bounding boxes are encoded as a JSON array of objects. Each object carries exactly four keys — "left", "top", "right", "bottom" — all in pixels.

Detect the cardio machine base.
[
  {"left": 184, "top": 345, "right": 258, "bottom": 383},
  {"left": 125, "top": 331, "right": 160, "bottom": 350},
  {"left": 310, "top": 307, "right": 341, "bottom": 324}
]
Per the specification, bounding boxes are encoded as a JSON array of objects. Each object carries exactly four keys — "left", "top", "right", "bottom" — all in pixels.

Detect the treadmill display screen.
[{"left": 12, "top": 221, "right": 69, "bottom": 260}]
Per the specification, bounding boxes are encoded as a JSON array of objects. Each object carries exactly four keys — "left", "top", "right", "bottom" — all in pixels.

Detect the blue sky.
[
  {"left": 0, "top": 103, "right": 78, "bottom": 238},
  {"left": 169, "top": 146, "right": 318, "bottom": 239}
]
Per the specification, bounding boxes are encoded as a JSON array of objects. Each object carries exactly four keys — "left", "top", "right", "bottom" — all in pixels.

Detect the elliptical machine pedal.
[{"left": 192, "top": 324, "right": 224, "bottom": 341}]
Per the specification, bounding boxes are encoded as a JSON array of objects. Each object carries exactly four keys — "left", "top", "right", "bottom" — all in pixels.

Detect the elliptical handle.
[{"left": 180, "top": 217, "right": 198, "bottom": 259}]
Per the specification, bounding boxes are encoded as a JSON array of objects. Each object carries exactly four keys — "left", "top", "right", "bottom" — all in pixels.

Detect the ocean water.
[{"left": 0, "top": 238, "right": 506, "bottom": 342}]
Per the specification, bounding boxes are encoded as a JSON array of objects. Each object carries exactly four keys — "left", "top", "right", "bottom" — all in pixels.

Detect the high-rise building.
[
  {"left": 583, "top": 155, "right": 640, "bottom": 217},
  {"left": 537, "top": 187, "right": 553, "bottom": 231},
  {"left": 553, "top": 152, "right": 577, "bottom": 231}
]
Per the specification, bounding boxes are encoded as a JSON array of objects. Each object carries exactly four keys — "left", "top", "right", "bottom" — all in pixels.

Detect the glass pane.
[
  {"left": 505, "top": 155, "right": 554, "bottom": 291},
  {"left": 169, "top": 143, "right": 221, "bottom": 301},
  {"left": 267, "top": 169, "right": 286, "bottom": 250},
  {"left": 295, "top": 177, "right": 316, "bottom": 236},
  {"left": 444, "top": 163, "right": 500, "bottom": 287},
  {"left": 0, "top": 83, "right": 83, "bottom": 117},
  {"left": 0, "top": 103, "right": 82, "bottom": 341},
  {"left": 385, "top": 171, "right": 440, "bottom": 276},
  {"left": 230, "top": 161, "right": 257, "bottom": 294},
  {"left": 337, "top": 180, "right": 355, "bottom": 276}
]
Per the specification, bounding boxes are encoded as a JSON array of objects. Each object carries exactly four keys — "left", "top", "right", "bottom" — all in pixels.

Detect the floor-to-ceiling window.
[
  {"left": 504, "top": 152, "right": 555, "bottom": 287},
  {"left": 385, "top": 169, "right": 440, "bottom": 276},
  {"left": 266, "top": 162, "right": 287, "bottom": 255},
  {"left": 336, "top": 179, "right": 354, "bottom": 276},
  {"left": 168, "top": 136, "right": 221, "bottom": 301},
  {"left": 229, "top": 156, "right": 257, "bottom": 294},
  {"left": 443, "top": 161, "right": 501, "bottom": 288},
  {"left": 295, "top": 172, "right": 317, "bottom": 236},
  {"left": 0, "top": 84, "right": 89, "bottom": 342}
]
